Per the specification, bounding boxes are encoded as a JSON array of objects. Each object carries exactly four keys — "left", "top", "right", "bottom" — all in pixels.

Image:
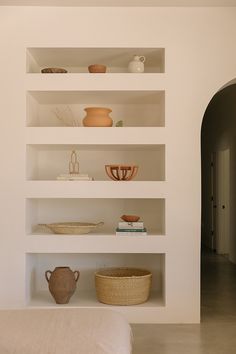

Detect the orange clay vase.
[
  {"left": 83, "top": 107, "right": 113, "bottom": 127},
  {"left": 45, "top": 267, "right": 80, "bottom": 304}
]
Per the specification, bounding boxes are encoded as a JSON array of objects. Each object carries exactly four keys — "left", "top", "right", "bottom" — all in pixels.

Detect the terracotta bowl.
[
  {"left": 121, "top": 215, "right": 140, "bottom": 222},
  {"left": 41, "top": 67, "right": 67, "bottom": 73},
  {"left": 88, "top": 64, "right": 107, "bottom": 73},
  {"left": 105, "top": 165, "right": 139, "bottom": 181}
]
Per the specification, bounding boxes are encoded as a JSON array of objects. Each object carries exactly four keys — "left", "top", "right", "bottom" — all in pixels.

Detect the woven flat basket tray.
[{"left": 95, "top": 267, "right": 152, "bottom": 306}]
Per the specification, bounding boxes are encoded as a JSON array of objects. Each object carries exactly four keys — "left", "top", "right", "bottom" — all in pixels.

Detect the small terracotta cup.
[{"left": 88, "top": 64, "right": 107, "bottom": 73}]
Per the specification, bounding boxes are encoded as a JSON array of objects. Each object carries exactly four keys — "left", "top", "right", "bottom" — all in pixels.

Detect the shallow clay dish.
[
  {"left": 41, "top": 67, "right": 68, "bottom": 73},
  {"left": 88, "top": 64, "right": 107, "bottom": 73},
  {"left": 121, "top": 215, "right": 140, "bottom": 222}
]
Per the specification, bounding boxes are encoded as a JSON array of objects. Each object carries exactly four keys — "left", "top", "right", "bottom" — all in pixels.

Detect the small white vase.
[{"left": 128, "top": 55, "right": 146, "bottom": 73}]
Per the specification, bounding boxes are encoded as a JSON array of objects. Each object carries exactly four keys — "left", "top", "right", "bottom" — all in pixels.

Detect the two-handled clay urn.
[
  {"left": 45, "top": 266, "right": 80, "bottom": 304},
  {"left": 83, "top": 107, "right": 113, "bottom": 127}
]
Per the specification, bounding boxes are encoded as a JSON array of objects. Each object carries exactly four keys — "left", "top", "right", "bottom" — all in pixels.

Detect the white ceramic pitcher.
[{"left": 128, "top": 55, "right": 146, "bottom": 73}]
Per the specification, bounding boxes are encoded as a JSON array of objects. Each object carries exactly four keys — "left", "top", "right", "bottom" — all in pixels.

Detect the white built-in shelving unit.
[{"left": 25, "top": 47, "right": 166, "bottom": 322}]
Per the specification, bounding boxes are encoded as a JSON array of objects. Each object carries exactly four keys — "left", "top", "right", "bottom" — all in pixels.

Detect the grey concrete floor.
[{"left": 131, "top": 250, "right": 236, "bottom": 353}]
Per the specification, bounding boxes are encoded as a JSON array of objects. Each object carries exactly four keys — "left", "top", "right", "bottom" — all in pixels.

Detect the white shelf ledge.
[
  {"left": 28, "top": 290, "right": 166, "bottom": 323},
  {"left": 25, "top": 234, "right": 167, "bottom": 253},
  {"left": 25, "top": 181, "right": 167, "bottom": 198},
  {"left": 25, "top": 73, "right": 166, "bottom": 91},
  {"left": 25, "top": 127, "right": 166, "bottom": 145},
  {"left": 28, "top": 289, "right": 164, "bottom": 309}
]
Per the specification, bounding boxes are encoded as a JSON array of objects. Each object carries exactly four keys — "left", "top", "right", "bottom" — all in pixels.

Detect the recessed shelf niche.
[
  {"left": 22, "top": 45, "right": 169, "bottom": 323},
  {"left": 27, "top": 48, "right": 165, "bottom": 73},
  {"left": 26, "top": 252, "right": 165, "bottom": 307},
  {"left": 26, "top": 144, "right": 165, "bottom": 181},
  {"left": 26, "top": 198, "right": 165, "bottom": 236},
  {"left": 26, "top": 91, "right": 165, "bottom": 127}
]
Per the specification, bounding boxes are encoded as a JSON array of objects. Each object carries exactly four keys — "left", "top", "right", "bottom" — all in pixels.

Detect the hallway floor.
[{"left": 131, "top": 250, "right": 236, "bottom": 353}]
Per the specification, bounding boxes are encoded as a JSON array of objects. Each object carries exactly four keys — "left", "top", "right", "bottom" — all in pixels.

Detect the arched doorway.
[
  {"left": 201, "top": 82, "right": 236, "bottom": 262},
  {"left": 201, "top": 81, "right": 236, "bottom": 322}
]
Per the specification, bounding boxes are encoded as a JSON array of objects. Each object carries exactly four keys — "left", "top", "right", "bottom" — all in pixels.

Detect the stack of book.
[
  {"left": 57, "top": 174, "right": 93, "bottom": 181},
  {"left": 116, "top": 221, "right": 147, "bottom": 236}
]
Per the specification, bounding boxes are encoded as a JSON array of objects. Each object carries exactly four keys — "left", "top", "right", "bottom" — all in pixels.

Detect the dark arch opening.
[
  {"left": 201, "top": 82, "right": 236, "bottom": 322},
  {"left": 201, "top": 83, "right": 236, "bottom": 261}
]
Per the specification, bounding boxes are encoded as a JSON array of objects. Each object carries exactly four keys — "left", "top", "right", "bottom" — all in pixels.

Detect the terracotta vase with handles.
[
  {"left": 45, "top": 266, "right": 80, "bottom": 304},
  {"left": 83, "top": 107, "right": 113, "bottom": 127}
]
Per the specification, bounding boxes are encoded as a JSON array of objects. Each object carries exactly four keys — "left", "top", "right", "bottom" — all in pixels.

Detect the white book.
[
  {"left": 116, "top": 231, "right": 147, "bottom": 236},
  {"left": 118, "top": 221, "right": 144, "bottom": 229}
]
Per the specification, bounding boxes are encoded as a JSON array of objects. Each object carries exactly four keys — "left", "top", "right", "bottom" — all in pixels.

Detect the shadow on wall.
[{"left": 201, "top": 82, "right": 236, "bottom": 263}]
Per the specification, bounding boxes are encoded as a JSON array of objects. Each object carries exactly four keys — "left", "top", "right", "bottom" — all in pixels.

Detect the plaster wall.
[{"left": 0, "top": 6, "right": 236, "bottom": 322}]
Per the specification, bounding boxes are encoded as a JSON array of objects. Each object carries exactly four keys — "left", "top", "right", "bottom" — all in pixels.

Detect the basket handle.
[{"left": 96, "top": 222, "right": 104, "bottom": 227}]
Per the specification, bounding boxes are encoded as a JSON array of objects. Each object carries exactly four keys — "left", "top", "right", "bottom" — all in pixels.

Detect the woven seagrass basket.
[{"left": 95, "top": 267, "right": 152, "bottom": 305}]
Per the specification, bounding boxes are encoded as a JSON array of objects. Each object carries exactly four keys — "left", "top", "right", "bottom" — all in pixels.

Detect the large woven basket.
[{"left": 95, "top": 267, "right": 152, "bottom": 305}]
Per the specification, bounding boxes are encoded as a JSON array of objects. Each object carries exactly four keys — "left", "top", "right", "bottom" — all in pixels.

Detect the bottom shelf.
[
  {"left": 28, "top": 289, "right": 164, "bottom": 308},
  {"left": 26, "top": 252, "right": 165, "bottom": 323},
  {"left": 28, "top": 290, "right": 165, "bottom": 323}
]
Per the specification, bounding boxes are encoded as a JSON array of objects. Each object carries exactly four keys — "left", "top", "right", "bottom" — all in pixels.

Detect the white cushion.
[{"left": 0, "top": 308, "right": 132, "bottom": 354}]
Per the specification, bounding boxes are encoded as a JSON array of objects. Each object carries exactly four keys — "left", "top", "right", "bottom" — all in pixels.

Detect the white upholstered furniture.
[{"left": 0, "top": 308, "right": 132, "bottom": 354}]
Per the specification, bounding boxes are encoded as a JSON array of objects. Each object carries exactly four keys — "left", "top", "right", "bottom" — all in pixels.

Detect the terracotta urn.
[
  {"left": 45, "top": 266, "right": 80, "bottom": 304},
  {"left": 83, "top": 107, "right": 113, "bottom": 127}
]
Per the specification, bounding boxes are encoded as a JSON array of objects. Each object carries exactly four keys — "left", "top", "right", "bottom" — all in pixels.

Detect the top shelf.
[{"left": 27, "top": 47, "right": 165, "bottom": 74}]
